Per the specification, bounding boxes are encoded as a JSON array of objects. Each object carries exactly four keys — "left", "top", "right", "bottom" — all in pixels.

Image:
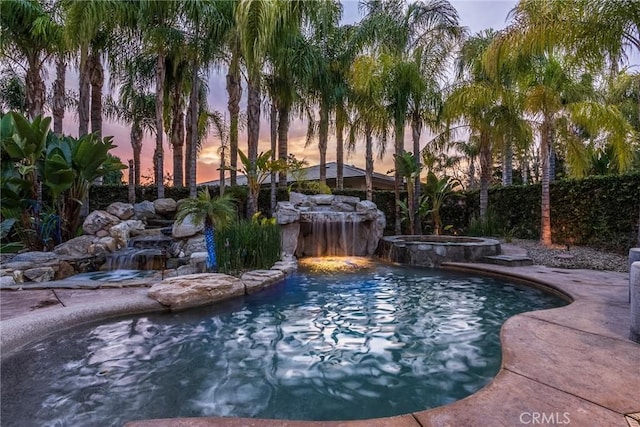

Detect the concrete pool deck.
[{"left": 1, "top": 263, "right": 639, "bottom": 426}]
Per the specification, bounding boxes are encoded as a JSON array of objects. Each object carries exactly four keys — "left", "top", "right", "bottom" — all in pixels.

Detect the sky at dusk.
[{"left": 58, "top": 1, "right": 519, "bottom": 184}]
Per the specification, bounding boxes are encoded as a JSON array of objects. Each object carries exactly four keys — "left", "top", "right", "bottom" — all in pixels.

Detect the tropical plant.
[
  {"left": 359, "top": 0, "right": 463, "bottom": 235},
  {"left": 420, "top": 172, "right": 460, "bottom": 235},
  {"left": 0, "top": 218, "right": 23, "bottom": 253},
  {"left": 175, "top": 190, "right": 236, "bottom": 272},
  {"left": 393, "top": 151, "right": 422, "bottom": 234},
  {"left": 238, "top": 149, "right": 286, "bottom": 217},
  {"left": 215, "top": 217, "right": 281, "bottom": 275},
  {"left": 0, "top": 68, "right": 26, "bottom": 114}
]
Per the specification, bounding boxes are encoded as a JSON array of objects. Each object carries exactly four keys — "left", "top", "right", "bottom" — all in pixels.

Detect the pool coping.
[{"left": 1, "top": 263, "right": 639, "bottom": 426}]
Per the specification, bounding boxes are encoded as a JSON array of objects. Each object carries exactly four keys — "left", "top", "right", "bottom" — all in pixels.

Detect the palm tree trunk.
[
  {"left": 318, "top": 102, "right": 329, "bottom": 185},
  {"left": 131, "top": 123, "right": 143, "bottom": 186},
  {"left": 521, "top": 153, "right": 528, "bottom": 185},
  {"left": 89, "top": 49, "right": 103, "bottom": 137},
  {"left": 336, "top": 107, "right": 345, "bottom": 190},
  {"left": 155, "top": 50, "right": 166, "bottom": 199},
  {"left": 549, "top": 145, "right": 556, "bottom": 182},
  {"left": 78, "top": 45, "right": 90, "bottom": 136},
  {"left": 170, "top": 79, "right": 185, "bottom": 187},
  {"left": 365, "top": 124, "right": 373, "bottom": 201},
  {"left": 171, "top": 108, "right": 185, "bottom": 188},
  {"left": 185, "top": 106, "right": 192, "bottom": 187},
  {"left": 502, "top": 140, "right": 513, "bottom": 186},
  {"left": 479, "top": 132, "right": 491, "bottom": 220},
  {"left": 394, "top": 117, "right": 405, "bottom": 235},
  {"left": 270, "top": 102, "right": 277, "bottom": 214},
  {"left": 220, "top": 148, "right": 226, "bottom": 197},
  {"left": 246, "top": 78, "right": 261, "bottom": 218},
  {"left": 278, "top": 104, "right": 289, "bottom": 188},
  {"left": 468, "top": 155, "right": 476, "bottom": 189},
  {"left": 227, "top": 53, "right": 241, "bottom": 187},
  {"left": 540, "top": 118, "right": 552, "bottom": 245},
  {"left": 52, "top": 57, "right": 66, "bottom": 135},
  {"left": 412, "top": 117, "right": 422, "bottom": 235},
  {"left": 25, "top": 55, "right": 45, "bottom": 119},
  {"left": 188, "top": 65, "right": 199, "bottom": 198}
]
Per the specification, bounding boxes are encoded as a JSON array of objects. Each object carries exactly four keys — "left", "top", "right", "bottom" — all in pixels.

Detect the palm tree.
[
  {"left": 0, "top": 0, "right": 63, "bottom": 119},
  {"left": 360, "top": 0, "right": 462, "bottom": 235},
  {"left": 305, "top": 1, "right": 344, "bottom": 185},
  {"left": 64, "top": 1, "right": 128, "bottom": 137},
  {"left": 236, "top": 0, "right": 326, "bottom": 217},
  {"left": 104, "top": 59, "right": 156, "bottom": 188},
  {"left": 488, "top": 1, "right": 637, "bottom": 245},
  {"left": 137, "top": 0, "right": 181, "bottom": 198},
  {"left": 349, "top": 54, "right": 388, "bottom": 202},
  {"left": 175, "top": 190, "right": 236, "bottom": 272},
  {"left": 444, "top": 31, "right": 501, "bottom": 221},
  {"left": 184, "top": 0, "right": 234, "bottom": 197},
  {"left": 221, "top": 5, "right": 242, "bottom": 187},
  {"left": 164, "top": 50, "right": 190, "bottom": 188},
  {"left": 209, "top": 110, "right": 231, "bottom": 196}
]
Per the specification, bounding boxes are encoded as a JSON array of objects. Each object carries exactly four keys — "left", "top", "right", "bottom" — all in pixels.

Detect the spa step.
[{"left": 482, "top": 255, "right": 534, "bottom": 267}]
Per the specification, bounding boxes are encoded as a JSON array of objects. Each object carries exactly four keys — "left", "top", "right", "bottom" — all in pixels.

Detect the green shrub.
[
  {"left": 216, "top": 219, "right": 281, "bottom": 275},
  {"left": 467, "top": 208, "right": 505, "bottom": 238}
]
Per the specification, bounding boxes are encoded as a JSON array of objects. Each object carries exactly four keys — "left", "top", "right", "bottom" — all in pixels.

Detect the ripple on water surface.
[{"left": 1, "top": 263, "right": 566, "bottom": 426}]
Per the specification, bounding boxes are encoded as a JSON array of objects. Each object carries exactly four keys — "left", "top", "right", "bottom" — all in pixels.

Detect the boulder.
[
  {"left": 55, "top": 261, "right": 75, "bottom": 280},
  {"left": 109, "top": 220, "right": 145, "bottom": 248},
  {"left": 88, "top": 242, "right": 111, "bottom": 256},
  {"left": 0, "top": 275, "right": 16, "bottom": 287},
  {"left": 333, "top": 195, "right": 360, "bottom": 206},
  {"left": 356, "top": 200, "right": 378, "bottom": 214},
  {"left": 241, "top": 269, "right": 285, "bottom": 294},
  {"left": 289, "top": 192, "right": 309, "bottom": 206},
  {"left": 24, "top": 267, "right": 55, "bottom": 282},
  {"left": 53, "top": 236, "right": 96, "bottom": 258},
  {"left": 95, "top": 230, "right": 109, "bottom": 238},
  {"left": 12, "top": 251, "right": 59, "bottom": 264},
  {"left": 176, "top": 265, "right": 196, "bottom": 276},
  {"left": 154, "top": 198, "right": 177, "bottom": 215},
  {"left": 275, "top": 202, "right": 300, "bottom": 225},
  {"left": 3, "top": 261, "right": 36, "bottom": 271},
  {"left": 83, "top": 210, "right": 120, "bottom": 235},
  {"left": 367, "top": 210, "right": 386, "bottom": 255},
  {"left": 280, "top": 222, "right": 300, "bottom": 255},
  {"left": 189, "top": 251, "right": 208, "bottom": 273},
  {"left": 148, "top": 273, "right": 245, "bottom": 310},
  {"left": 134, "top": 200, "right": 156, "bottom": 220},
  {"left": 97, "top": 236, "right": 118, "bottom": 252},
  {"left": 106, "top": 202, "right": 135, "bottom": 220},
  {"left": 310, "top": 194, "right": 334, "bottom": 205},
  {"left": 331, "top": 201, "right": 355, "bottom": 212},
  {"left": 172, "top": 214, "right": 204, "bottom": 238}
]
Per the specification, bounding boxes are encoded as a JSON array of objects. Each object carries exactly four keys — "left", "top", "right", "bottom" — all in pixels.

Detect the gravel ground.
[{"left": 504, "top": 238, "right": 630, "bottom": 273}]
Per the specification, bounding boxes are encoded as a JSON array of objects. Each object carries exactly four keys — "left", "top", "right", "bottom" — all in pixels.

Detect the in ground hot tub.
[{"left": 377, "top": 235, "right": 501, "bottom": 267}]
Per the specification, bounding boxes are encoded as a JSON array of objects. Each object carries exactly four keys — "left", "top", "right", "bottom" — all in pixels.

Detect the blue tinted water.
[{"left": 1, "top": 263, "right": 566, "bottom": 426}]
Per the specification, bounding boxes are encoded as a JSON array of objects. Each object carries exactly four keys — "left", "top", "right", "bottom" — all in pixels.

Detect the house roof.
[{"left": 199, "top": 161, "right": 395, "bottom": 186}]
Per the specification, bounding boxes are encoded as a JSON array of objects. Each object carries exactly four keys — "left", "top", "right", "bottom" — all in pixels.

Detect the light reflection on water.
[{"left": 1, "top": 264, "right": 566, "bottom": 426}]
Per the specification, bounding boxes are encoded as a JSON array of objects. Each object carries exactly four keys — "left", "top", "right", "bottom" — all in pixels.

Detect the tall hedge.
[{"left": 462, "top": 173, "right": 640, "bottom": 252}]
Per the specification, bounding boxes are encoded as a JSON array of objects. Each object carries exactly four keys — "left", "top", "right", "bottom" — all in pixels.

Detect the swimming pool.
[{"left": 0, "top": 263, "right": 566, "bottom": 425}]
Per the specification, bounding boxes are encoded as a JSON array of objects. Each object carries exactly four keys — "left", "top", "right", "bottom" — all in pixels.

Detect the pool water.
[{"left": 1, "top": 264, "right": 566, "bottom": 426}]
